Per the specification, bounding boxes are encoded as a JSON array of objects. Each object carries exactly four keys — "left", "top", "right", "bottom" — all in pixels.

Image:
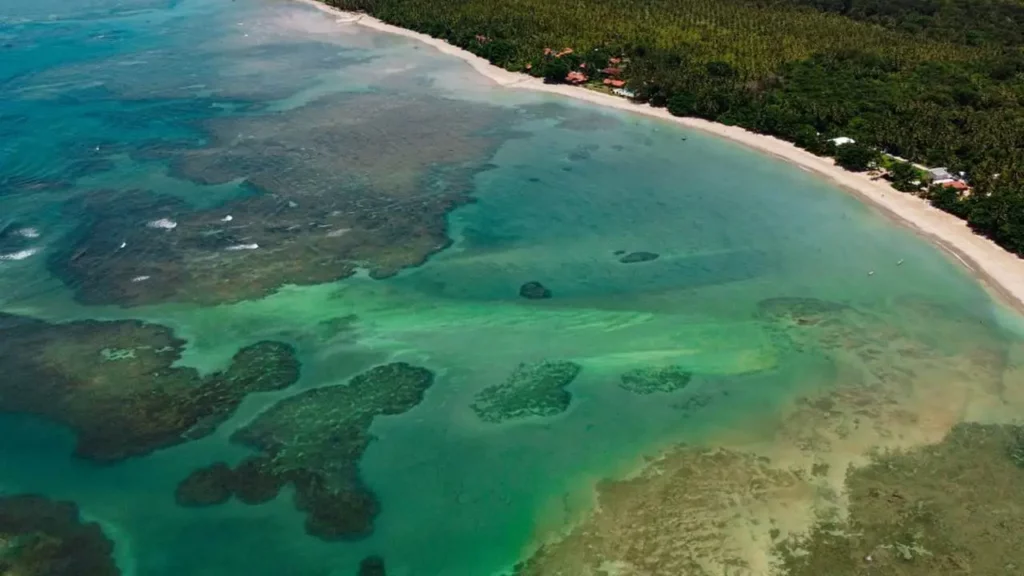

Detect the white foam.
[
  {"left": 15, "top": 228, "right": 40, "bottom": 239},
  {"left": 0, "top": 248, "right": 39, "bottom": 261},
  {"left": 221, "top": 215, "right": 233, "bottom": 222},
  {"left": 226, "top": 243, "right": 259, "bottom": 251},
  {"left": 147, "top": 218, "right": 178, "bottom": 230},
  {"left": 131, "top": 275, "right": 151, "bottom": 282},
  {"left": 326, "top": 228, "right": 350, "bottom": 237}
]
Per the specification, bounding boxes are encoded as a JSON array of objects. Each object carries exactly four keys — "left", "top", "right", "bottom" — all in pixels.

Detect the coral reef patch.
[
  {"left": 0, "top": 494, "right": 119, "bottom": 576},
  {"left": 515, "top": 446, "right": 810, "bottom": 575},
  {"left": 48, "top": 93, "right": 511, "bottom": 307},
  {"left": 619, "top": 365, "right": 693, "bottom": 394},
  {"left": 175, "top": 362, "right": 434, "bottom": 540},
  {"left": 519, "top": 281, "right": 552, "bottom": 300},
  {"left": 471, "top": 360, "right": 582, "bottom": 423},
  {"left": 779, "top": 423, "right": 1024, "bottom": 575},
  {"left": 358, "top": 555, "right": 387, "bottom": 576},
  {"left": 0, "top": 313, "right": 300, "bottom": 462}
]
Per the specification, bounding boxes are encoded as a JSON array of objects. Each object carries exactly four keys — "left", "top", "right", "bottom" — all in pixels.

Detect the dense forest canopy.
[
  {"left": 767, "top": 0, "right": 1024, "bottom": 47},
  {"left": 329, "top": 0, "right": 1024, "bottom": 257}
]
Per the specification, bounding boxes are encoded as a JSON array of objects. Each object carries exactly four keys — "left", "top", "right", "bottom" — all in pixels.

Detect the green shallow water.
[{"left": 0, "top": 0, "right": 1022, "bottom": 574}]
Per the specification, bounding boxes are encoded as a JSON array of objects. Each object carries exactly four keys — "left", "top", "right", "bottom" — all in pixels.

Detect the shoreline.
[{"left": 296, "top": 0, "right": 1024, "bottom": 313}]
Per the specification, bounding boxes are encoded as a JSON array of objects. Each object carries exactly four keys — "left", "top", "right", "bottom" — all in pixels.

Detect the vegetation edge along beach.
[{"left": 294, "top": 0, "right": 1024, "bottom": 312}]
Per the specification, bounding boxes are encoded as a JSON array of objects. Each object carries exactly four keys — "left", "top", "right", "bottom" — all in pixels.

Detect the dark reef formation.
[
  {"left": 358, "top": 555, "right": 387, "bottom": 576},
  {"left": 48, "top": 93, "right": 511, "bottom": 307},
  {"left": 472, "top": 360, "right": 582, "bottom": 423},
  {"left": 174, "top": 462, "right": 234, "bottom": 507},
  {"left": 779, "top": 423, "right": 1024, "bottom": 575},
  {"left": 519, "top": 281, "right": 552, "bottom": 300},
  {"left": 619, "top": 365, "right": 693, "bottom": 394},
  {"left": 0, "top": 495, "right": 119, "bottom": 576},
  {"left": 618, "top": 251, "right": 659, "bottom": 264},
  {"left": 0, "top": 313, "right": 300, "bottom": 462},
  {"left": 176, "top": 362, "right": 434, "bottom": 540},
  {"left": 756, "top": 297, "right": 850, "bottom": 327}
]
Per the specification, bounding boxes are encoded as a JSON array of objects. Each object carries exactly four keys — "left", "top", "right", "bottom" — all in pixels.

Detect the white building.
[
  {"left": 926, "top": 167, "right": 955, "bottom": 182},
  {"left": 828, "top": 136, "right": 855, "bottom": 146},
  {"left": 612, "top": 88, "right": 635, "bottom": 98}
]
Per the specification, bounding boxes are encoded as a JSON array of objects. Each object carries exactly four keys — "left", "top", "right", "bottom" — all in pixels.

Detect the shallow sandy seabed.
[{"left": 513, "top": 299, "right": 1023, "bottom": 574}]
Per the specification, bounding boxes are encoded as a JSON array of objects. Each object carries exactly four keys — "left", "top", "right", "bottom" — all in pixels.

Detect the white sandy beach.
[{"left": 298, "top": 0, "right": 1024, "bottom": 312}]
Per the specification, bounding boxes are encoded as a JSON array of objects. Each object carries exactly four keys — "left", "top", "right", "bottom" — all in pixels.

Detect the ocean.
[{"left": 1, "top": 0, "right": 1022, "bottom": 574}]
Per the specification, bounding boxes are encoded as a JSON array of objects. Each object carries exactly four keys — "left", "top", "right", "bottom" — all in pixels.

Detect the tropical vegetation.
[{"left": 328, "top": 0, "right": 1024, "bottom": 255}]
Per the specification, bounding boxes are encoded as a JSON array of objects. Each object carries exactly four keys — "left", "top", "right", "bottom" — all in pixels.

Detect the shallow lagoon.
[{"left": 1, "top": 0, "right": 1022, "bottom": 574}]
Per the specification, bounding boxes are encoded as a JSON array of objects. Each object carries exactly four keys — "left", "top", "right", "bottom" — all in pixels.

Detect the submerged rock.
[
  {"left": 0, "top": 313, "right": 300, "bottom": 462},
  {"left": 619, "top": 365, "right": 693, "bottom": 394},
  {"left": 358, "top": 555, "right": 387, "bottom": 576},
  {"left": 618, "top": 251, "right": 659, "bottom": 264},
  {"left": 0, "top": 495, "right": 119, "bottom": 576},
  {"left": 176, "top": 362, "right": 434, "bottom": 541},
  {"left": 472, "top": 360, "right": 582, "bottom": 423},
  {"left": 519, "top": 281, "right": 552, "bottom": 300}
]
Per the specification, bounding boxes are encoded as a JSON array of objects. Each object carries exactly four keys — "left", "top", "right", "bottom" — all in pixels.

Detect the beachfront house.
[
  {"left": 926, "top": 167, "right": 955, "bottom": 183},
  {"left": 829, "top": 136, "right": 855, "bottom": 146},
  {"left": 565, "top": 70, "right": 587, "bottom": 84},
  {"left": 612, "top": 87, "right": 635, "bottom": 98},
  {"left": 922, "top": 167, "right": 972, "bottom": 195}
]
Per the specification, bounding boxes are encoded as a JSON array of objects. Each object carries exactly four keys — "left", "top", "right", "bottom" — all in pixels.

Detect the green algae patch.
[
  {"left": 619, "top": 365, "right": 693, "bottom": 394},
  {"left": 0, "top": 313, "right": 300, "bottom": 462},
  {"left": 0, "top": 495, "right": 119, "bottom": 576},
  {"left": 471, "top": 360, "right": 582, "bottom": 423},
  {"left": 778, "top": 423, "right": 1024, "bottom": 575},
  {"left": 176, "top": 362, "right": 434, "bottom": 540}
]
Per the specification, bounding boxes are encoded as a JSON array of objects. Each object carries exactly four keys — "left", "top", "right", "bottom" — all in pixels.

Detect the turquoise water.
[{"left": 1, "top": 0, "right": 1021, "bottom": 574}]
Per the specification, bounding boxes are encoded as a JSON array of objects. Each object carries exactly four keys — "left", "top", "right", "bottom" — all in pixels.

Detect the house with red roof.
[{"left": 566, "top": 71, "right": 587, "bottom": 84}]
